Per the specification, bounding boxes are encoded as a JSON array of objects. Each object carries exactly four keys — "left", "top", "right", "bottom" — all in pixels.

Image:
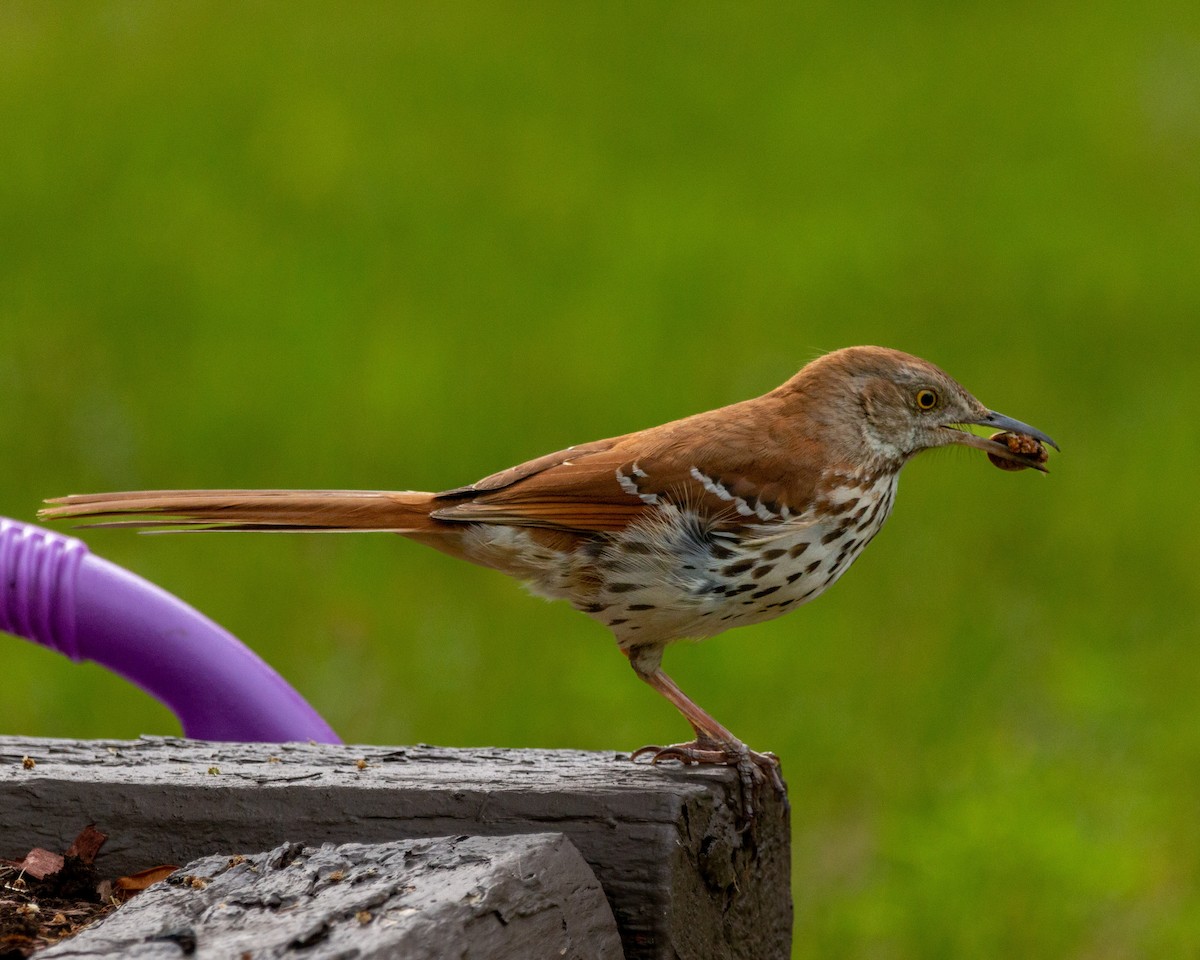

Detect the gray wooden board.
[
  {"left": 0, "top": 737, "right": 791, "bottom": 959},
  {"left": 36, "top": 834, "right": 623, "bottom": 960}
]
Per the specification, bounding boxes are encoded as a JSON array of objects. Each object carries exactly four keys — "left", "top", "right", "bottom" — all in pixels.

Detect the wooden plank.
[
  {"left": 0, "top": 737, "right": 791, "bottom": 959},
  {"left": 36, "top": 834, "right": 624, "bottom": 960}
]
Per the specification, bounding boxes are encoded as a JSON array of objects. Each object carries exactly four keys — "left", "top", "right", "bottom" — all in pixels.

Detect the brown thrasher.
[{"left": 41, "top": 346, "right": 1056, "bottom": 811}]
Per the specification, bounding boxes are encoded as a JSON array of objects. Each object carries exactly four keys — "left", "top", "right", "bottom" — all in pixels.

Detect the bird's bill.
[{"left": 944, "top": 410, "right": 1059, "bottom": 472}]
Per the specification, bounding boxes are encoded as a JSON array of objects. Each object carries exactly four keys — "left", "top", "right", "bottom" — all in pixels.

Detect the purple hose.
[{"left": 0, "top": 517, "right": 340, "bottom": 744}]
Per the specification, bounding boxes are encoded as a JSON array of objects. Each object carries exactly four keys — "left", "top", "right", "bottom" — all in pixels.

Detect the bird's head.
[{"left": 791, "top": 346, "right": 1059, "bottom": 470}]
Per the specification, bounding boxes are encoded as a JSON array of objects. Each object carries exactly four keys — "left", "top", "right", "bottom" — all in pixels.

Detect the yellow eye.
[{"left": 915, "top": 389, "right": 939, "bottom": 410}]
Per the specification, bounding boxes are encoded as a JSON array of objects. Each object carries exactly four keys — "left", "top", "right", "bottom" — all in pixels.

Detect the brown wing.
[
  {"left": 435, "top": 437, "right": 626, "bottom": 497},
  {"left": 430, "top": 394, "right": 824, "bottom": 534},
  {"left": 431, "top": 436, "right": 656, "bottom": 532}
]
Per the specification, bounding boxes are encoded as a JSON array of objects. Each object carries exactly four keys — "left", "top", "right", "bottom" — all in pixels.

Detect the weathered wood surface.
[
  {"left": 37, "top": 834, "right": 623, "bottom": 960},
  {"left": 0, "top": 736, "right": 791, "bottom": 959}
]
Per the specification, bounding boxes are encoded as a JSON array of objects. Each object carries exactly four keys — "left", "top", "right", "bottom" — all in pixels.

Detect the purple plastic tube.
[{"left": 0, "top": 517, "right": 340, "bottom": 744}]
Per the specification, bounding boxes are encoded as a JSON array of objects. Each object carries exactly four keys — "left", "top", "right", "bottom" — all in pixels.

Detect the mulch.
[{"left": 0, "top": 824, "right": 175, "bottom": 958}]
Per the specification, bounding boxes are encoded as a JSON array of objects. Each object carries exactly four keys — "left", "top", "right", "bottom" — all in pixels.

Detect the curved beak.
[
  {"left": 943, "top": 409, "right": 1059, "bottom": 472},
  {"left": 973, "top": 410, "right": 1059, "bottom": 451}
]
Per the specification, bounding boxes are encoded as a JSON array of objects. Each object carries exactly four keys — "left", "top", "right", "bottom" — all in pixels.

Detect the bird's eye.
[{"left": 915, "top": 389, "right": 939, "bottom": 410}]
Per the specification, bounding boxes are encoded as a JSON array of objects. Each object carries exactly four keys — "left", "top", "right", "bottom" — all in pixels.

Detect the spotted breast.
[{"left": 461, "top": 463, "right": 899, "bottom": 651}]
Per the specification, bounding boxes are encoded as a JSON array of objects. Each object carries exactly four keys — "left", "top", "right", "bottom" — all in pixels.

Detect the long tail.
[{"left": 38, "top": 489, "right": 441, "bottom": 532}]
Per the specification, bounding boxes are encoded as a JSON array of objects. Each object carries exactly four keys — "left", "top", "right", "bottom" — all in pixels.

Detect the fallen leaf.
[{"left": 114, "top": 865, "right": 179, "bottom": 893}]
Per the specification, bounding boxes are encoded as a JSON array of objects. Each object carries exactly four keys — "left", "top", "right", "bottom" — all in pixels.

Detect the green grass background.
[{"left": 3, "top": 3, "right": 1199, "bottom": 956}]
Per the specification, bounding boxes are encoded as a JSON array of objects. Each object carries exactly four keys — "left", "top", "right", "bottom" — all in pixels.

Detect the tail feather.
[{"left": 39, "top": 490, "right": 440, "bottom": 533}]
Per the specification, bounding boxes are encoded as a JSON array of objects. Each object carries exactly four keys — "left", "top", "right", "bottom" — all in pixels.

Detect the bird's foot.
[{"left": 630, "top": 737, "right": 785, "bottom": 821}]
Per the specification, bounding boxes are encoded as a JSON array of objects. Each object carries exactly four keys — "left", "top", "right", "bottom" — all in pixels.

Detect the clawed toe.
[
  {"left": 629, "top": 738, "right": 785, "bottom": 822},
  {"left": 754, "top": 750, "right": 785, "bottom": 794},
  {"left": 631, "top": 742, "right": 728, "bottom": 765}
]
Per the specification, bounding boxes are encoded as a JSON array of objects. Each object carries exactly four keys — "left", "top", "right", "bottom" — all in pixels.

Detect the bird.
[{"left": 41, "top": 346, "right": 1056, "bottom": 814}]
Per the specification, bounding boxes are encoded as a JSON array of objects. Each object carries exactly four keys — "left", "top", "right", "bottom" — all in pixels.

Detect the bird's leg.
[{"left": 625, "top": 646, "right": 785, "bottom": 817}]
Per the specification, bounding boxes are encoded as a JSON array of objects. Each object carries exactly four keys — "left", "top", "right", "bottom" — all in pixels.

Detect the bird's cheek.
[{"left": 922, "top": 423, "right": 955, "bottom": 451}]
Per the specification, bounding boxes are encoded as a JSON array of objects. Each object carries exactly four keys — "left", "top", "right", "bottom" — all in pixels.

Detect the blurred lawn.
[{"left": 3, "top": 2, "right": 1200, "bottom": 956}]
